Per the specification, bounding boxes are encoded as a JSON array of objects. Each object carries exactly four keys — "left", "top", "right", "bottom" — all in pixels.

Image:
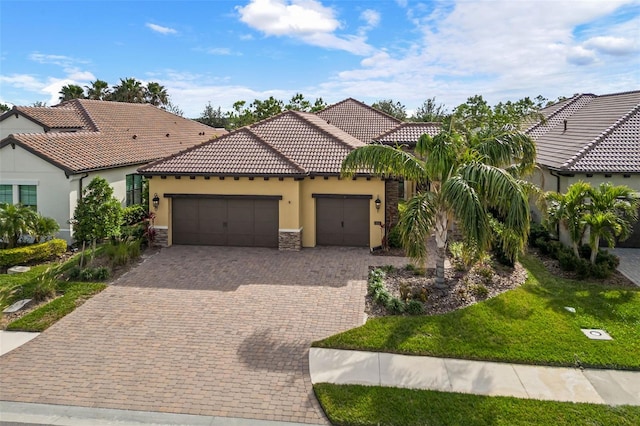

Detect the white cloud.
[
  {"left": 237, "top": 0, "right": 339, "bottom": 35},
  {"left": 584, "top": 36, "right": 638, "bottom": 56},
  {"left": 145, "top": 23, "right": 178, "bottom": 35},
  {"left": 360, "top": 9, "right": 381, "bottom": 28},
  {"left": 319, "top": 0, "right": 639, "bottom": 109},
  {"left": 237, "top": 0, "right": 374, "bottom": 55},
  {"left": 566, "top": 46, "right": 598, "bottom": 65}
]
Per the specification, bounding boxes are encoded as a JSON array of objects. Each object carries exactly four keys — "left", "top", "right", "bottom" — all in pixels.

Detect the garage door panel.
[
  {"left": 343, "top": 199, "right": 370, "bottom": 247},
  {"left": 172, "top": 199, "right": 200, "bottom": 245},
  {"left": 173, "top": 197, "right": 278, "bottom": 248},
  {"left": 316, "top": 197, "right": 369, "bottom": 247}
]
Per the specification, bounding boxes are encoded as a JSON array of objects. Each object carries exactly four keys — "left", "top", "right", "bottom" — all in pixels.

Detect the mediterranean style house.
[
  {"left": 0, "top": 99, "right": 226, "bottom": 242},
  {"left": 140, "top": 99, "right": 440, "bottom": 250},
  {"left": 527, "top": 90, "right": 640, "bottom": 247}
]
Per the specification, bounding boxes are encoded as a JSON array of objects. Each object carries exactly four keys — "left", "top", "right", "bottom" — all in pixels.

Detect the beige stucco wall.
[
  {"left": 148, "top": 175, "right": 386, "bottom": 248},
  {"left": 0, "top": 115, "right": 44, "bottom": 139},
  {"left": 530, "top": 167, "right": 640, "bottom": 246},
  {"left": 148, "top": 176, "right": 301, "bottom": 246}
]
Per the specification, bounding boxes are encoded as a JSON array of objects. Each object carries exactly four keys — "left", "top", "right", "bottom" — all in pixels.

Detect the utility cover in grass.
[
  {"left": 3, "top": 299, "right": 32, "bottom": 314},
  {"left": 581, "top": 329, "right": 613, "bottom": 340}
]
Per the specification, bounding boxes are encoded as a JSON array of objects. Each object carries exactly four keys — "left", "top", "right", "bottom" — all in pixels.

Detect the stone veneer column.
[
  {"left": 278, "top": 229, "right": 302, "bottom": 251},
  {"left": 385, "top": 179, "right": 400, "bottom": 231},
  {"left": 154, "top": 227, "right": 168, "bottom": 247}
]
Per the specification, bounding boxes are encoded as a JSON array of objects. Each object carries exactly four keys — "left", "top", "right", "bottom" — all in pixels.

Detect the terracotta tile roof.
[
  {"left": 528, "top": 90, "right": 640, "bottom": 173},
  {"left": 140, "top": 128, "right": 303, "bottom": 176},
  {"left": 140, "top": 110, "right": 367, "bottom": 176},
  {"left": 316, "top": 98, "right": 402, "bottom": 143},
  {"left": 6, "top": 105, "right": 91, "bottom": 130},
  {"left": 374, "top": 122, "right": 441, "bottom": 146},
  {"left": 525, "top": 94, "right": 595, "bottom": 139},
  {"left": 0, "top": 99, "right": 226, "bottom": 174}
]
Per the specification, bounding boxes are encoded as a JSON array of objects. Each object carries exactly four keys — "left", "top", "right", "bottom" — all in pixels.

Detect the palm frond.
[
  {"left": 341, "top": 144, "right": 427, "bottom": 182},
  {"left": 396, "top": 191, "right": 437, "bottom": 265},
  {"left": 441, "top": 174, "right": 492, "bottom": 252}
]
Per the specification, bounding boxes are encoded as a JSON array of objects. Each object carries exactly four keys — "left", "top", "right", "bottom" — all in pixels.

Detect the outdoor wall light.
[
  {"left": 375, "top": 196, "right": 381, "bottom": 211},
  {"left": 152, "top": 193, "right": 160, "bottom": 210}
]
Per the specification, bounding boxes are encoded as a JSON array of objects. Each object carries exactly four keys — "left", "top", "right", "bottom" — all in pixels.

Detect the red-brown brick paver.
[{"left": 0, "top": 246, "right": 408, "bottom": 424}]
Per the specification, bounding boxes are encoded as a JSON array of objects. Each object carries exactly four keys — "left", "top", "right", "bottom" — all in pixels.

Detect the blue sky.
[{"left": 1, "top": 0, "right": 639, "bottom": 117}]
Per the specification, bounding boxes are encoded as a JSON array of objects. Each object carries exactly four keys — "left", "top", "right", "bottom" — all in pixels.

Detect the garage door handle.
[
  {"left": 341, "top": 221, "right": 344, "bottom": 228},
  {"left": 223, "top": 222, "right": 228, "bottom": 228}
]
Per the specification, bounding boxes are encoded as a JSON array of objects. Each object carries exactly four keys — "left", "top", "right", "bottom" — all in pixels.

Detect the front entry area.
[
  {"left": 315, "top": 195, "right": 370, "bottom": 247},
  {"left": 172, "top": 196, "right": 279, "bottom": 247}
]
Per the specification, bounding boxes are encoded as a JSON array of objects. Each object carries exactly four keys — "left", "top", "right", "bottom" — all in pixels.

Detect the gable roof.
[
  {"left": 140, "top": 110, "right": 367, "bottom": 177},
  {"left": 374, "top": 122, "right": 441, "bottom": 146},
  {"left": 0, "top": 99, "right": 226, "bottom": 175},
  {"left": 316, "top": 98, "right": 402, "bottom": 143},
  {"left": 527, "top": 90, "right": 640, "bottom": 173},
  {"left": 1, "top": 105, "right": 91, "bottom": 130}
]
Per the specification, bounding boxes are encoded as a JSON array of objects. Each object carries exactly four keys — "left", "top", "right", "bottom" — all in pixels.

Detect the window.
[
  {"left": 0, "top": 185, "right": 12, "bottom": 204},
  {"left": 126, "top": 174, "right": 144, "bottom": 206},
  {"left": 19, "top": 185, "right": 37, "bottom": 210}
]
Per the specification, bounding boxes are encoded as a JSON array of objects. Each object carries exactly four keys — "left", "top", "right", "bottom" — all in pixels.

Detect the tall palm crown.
[
  {"left": 341, "top": 122, "right": 535, "bottom": 287},
  {"left": 145, "top": 82, "right": 169, "bottom": 107},
  {"left": 58, "top": 84, "right": 85, "bottom": 102},
  {"left": 85, "top": 79, "right": 110, "bottom": 100}
]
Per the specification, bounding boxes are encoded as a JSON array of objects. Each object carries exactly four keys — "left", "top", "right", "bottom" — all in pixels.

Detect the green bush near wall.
[{"left": 0, "top": 239, "right": 67, "bottom": 268}]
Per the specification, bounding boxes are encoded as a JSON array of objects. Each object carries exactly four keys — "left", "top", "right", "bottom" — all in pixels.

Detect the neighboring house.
[
  {"left": 140, "top": 99, "right": 441, "bottom": 251},
  {"left": 526, "top": 90, "right": 640, "bottom": 247},
  {"left": 0, "top": 99, "right": 226, "bottom": 242}
]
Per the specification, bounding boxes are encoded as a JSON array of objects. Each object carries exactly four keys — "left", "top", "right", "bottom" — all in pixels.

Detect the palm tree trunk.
[
  {"left": 434, "top": 209, "right": 448, "bottom": 289},
  {"left": 572, "top": 242, "right": 580, "bottom": 258},
  {"left": 590, "top": 242, "right": 599, "bottom": 264}
]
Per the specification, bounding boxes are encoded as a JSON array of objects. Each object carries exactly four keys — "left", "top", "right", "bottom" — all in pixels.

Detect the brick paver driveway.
[{"left": 0, "top": 246, "right": 407, "bottom": 424}]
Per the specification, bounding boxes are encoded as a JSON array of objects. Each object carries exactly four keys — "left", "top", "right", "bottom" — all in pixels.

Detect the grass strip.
[
  {"left": 314, "top": 383, "right": 640, "bottom": 426},
  {"left": 314, "top": 254, "right": 640, "bottom": 370},
  {"left": 6, "top": 281, "right": 106, "bottom": 332}
]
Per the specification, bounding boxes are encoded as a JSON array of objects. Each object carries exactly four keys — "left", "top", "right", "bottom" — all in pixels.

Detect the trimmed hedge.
[{"left": 0, "top": 239, "right": 67, "bottom": 268}]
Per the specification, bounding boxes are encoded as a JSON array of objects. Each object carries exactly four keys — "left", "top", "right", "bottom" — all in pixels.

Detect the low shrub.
[
  {"left": 105, "top": 239, "right": 141, "bottom": 267},
  {"left": 469, "top": 283, "right": 489, "bottom": 298},
  {"left": 122, "top": 205, "right": 148, "bottom": 226},
  {"left": 529, "top": 222, "right": 551, "bottom": 247},
  {"left": 387, "top": 226, "right": 402, "bottom": 249},
  {"left": 406, "top": 299, "right": 424, "bottom": 315},
  {"left": 386, "top": 297, "right": 405, "bottom": 314},
  {"left": 0, "top": 239, "right": 67, "bottom": 268},
  {"left": 32, "top": 268, "right": 57, "bottom": 302}
]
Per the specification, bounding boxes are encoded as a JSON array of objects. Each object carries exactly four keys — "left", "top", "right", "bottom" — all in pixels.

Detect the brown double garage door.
[
  {"left": 172, "top": 196, "right": 280, "bottom": 247},
  {"left": 171, "top": 195, "right": 370, "bottom": 248}
]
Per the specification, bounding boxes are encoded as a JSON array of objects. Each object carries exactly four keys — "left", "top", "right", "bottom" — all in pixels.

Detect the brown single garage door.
[
  {"left": 172, "top": 196, "right": 279, "bottom": 247},
  {"left": 315, "top": 195, "right": 370, "bottom": 247}
]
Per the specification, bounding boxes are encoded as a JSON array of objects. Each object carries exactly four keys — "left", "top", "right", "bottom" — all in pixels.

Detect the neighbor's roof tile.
[
  {"left": 374, "top": 122, "right": 441, "bottom": 145},
  {"left": 316, "top": 98, "right": 402, "bottom": 143},
  {"left": 1, "top": 99, "right": 226, "bottom": 174}
]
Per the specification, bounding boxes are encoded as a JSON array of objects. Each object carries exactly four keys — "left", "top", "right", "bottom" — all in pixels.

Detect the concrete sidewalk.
[
  {"left": 0, "top": 331, "right": 40, "bottom": 356},
  {"left": 309, "top": 348, "right": 640, "bottom": 406}
]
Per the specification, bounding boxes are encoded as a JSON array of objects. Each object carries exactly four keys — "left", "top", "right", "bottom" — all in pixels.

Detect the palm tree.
[
  {"left": 58, "top": 84, "right": 85, "bottom": 102},
  {"left": 85, "top": 79, "right": 110, "bottom": 100},
  {"left": 0, "top": 203, "right": 37, "bottom": 248},
  {"left": 341, "top": 122, "right": 535, "bottom": 288},
  {"left": 545, "top": 181, "right": 591, "bottom": 257},
  {"left": 145, "top": 82, "right": 169, "bottom": 107},
  {"left": 111, "top": 78, "right": 145, "bottom": 103},
  {"left": 584, "top": 183, "right": 639, "bottom": 263},
  {"left": 31, "top": 214, "right": 60, "bottom": 243}
]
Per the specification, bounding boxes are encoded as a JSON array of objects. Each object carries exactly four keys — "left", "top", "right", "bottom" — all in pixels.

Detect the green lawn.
[
  {"left": 314, "top": 384, "right": 640, "bottom": 426},
  {"left": 314, "top": 255, "right": 640, "bottom": 370},
  {"left": 6, "top": 281, "right": 106, "bottom": 331},
  {"left": 1, "top": 249, "right": 107, "bottom": 331}
]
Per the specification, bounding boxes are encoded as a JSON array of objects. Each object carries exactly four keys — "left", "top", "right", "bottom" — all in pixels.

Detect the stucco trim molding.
[
  {"left": 163, "top": 193, "right": 283, "bottom": 200},
  {"left": 279, "top": 228, "right": 302, "bottom": 233}
]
